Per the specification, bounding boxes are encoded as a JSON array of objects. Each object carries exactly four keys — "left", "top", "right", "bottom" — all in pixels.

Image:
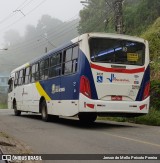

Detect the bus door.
[
  {"left": 14, "top": 69, "right": 25, "bottom": 110},
  {"left": 23, "top": 64, "right": 39, "bottom": 112},
  {"left": 8, "top": 77, "right": 14, "bottom": 109}
]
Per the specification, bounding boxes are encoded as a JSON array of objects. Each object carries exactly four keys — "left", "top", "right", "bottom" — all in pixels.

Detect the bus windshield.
[{"left": 89, "top": 38, "right": 145, "bottom": 66}]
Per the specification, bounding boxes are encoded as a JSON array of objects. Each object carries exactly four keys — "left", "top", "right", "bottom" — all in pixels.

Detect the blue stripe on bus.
[
  {"left": 79, "top": 50, "right": 98, "bottom": 100},
  {"left": 136, "top": 65, "right": 150, "bottom": 101}
]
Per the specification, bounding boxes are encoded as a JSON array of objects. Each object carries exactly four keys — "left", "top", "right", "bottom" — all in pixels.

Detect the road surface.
[{"left": 0, "top": 109, "right": 160, "bottom": 162}]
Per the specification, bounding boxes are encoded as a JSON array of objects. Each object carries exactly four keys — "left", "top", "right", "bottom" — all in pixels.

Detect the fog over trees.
[{"left": 0, "top": 14, "right": 79, "bottom": 74}]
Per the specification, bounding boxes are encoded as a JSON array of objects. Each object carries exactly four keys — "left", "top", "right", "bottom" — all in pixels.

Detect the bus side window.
[
  {"left": 31, "top": 64, "right": 36, "bottom": 83},
  {"left": 44, "top": 59, "right": 49, "bottom": 80},
  {"left": 18, "top": 69, "right": 24, "bottom": 86},
  {"left": 72, "top": 46, "right": 79, "bottom": 72},
  {"left": 8, "top": 78, "right": 13, "bottom": 93},
  {"left": 35, "top": 63, "right": 39, "bottom": 81},
  {"left": 24, "top": 67, "right": 30, "bottom": 84},
  {"left": 49, "top": 53, "right": 62, "bottom": 78},
  {"left": 40, "top": 60, "right": 44, "bottom": 80},
  {"left": 14, "top": 72, "right": 19, "bottom": 87},
  {"left": 62, "top": 45, "right": 79, "bottom": 75},
  {"left": 72, "top": 46, "right": 79, "bottom": 60},
  {"left": 39, "top": 59, "right": 49, "bottom": 80},
  {"left": 63, "top": 48, "right": 72, "bottom": 75},
  {"left": 31, "top": 63, "right": 39, "bottom": 83}
]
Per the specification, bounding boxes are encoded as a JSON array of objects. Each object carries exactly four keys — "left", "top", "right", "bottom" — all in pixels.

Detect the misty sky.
[{"left": 0, "top": 0, "right": 83, "bottom": 46}]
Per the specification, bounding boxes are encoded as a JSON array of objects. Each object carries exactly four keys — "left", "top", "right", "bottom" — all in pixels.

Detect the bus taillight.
[
  {"left": 143, "top": 82, "right": 150, "bottom": 100},
  {"left": 80, "top": 76, "right": 91, "bottom": 98}
]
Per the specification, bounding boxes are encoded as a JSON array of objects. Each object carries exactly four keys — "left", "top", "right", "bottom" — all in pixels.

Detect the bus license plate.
[{"left": 111, "top": 96, "right": 122, "bottom": 101}]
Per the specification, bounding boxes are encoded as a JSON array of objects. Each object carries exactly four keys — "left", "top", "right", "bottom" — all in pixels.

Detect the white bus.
[{"left": 8, "top": 33, "right": 150, "bottom": 123}]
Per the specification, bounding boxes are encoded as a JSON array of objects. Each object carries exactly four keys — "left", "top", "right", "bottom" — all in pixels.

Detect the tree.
[
  {"left": 124, "top": 0, "right": 160, "bottom": 35},
  {"left": 24, "top": 25, "right": 38, "bottom": 41},
  {"left": 141, "top": 17, "right": 160, "bottom": 80},
  {"left": 78, "top": 0, "right": 160, "bottom": 35},
  {"left": 78, "top": 0, "right": 114, "bottom": 34},
  {"left": 3, "top": 29, "right": 22, "bottom": 46}
]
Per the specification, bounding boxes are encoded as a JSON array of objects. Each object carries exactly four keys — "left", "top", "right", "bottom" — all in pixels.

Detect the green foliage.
[
  {"left": 132, "top": 108, "right": 160, "bottom": 126},
  {"left": 98, "top": 108, "right": 160, "bottom": 126},
  {"left": 141, "top": 17, "right": 160, "bottom": 80},
  {"left": 141, "top": 17, "right": 160, "bottom": 60},
  {"left": 150, "top": 80, "right": 160, "bottom": 109},
  {"left": 78, "top": 0, "right": 114, "bottom": 34},
  {"left": 124, "top": 0, "right": 160, "bottom": 35},
  {"left": 78, "top": 0, "right": 160, "bottom": 35},
  {"left": 0, "top": 103, "right": 7, "bottom": 109}
]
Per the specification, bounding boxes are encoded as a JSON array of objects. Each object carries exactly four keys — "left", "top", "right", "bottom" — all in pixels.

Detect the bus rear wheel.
[
  {"left": 13, "top": 101, "right": 21, "bottom": 116},
  {"left": 41, "top": 100, "right": 49, "bottom": 122},
  {"left": 78, "top": 113, "right": 97, "bottom": 124}
]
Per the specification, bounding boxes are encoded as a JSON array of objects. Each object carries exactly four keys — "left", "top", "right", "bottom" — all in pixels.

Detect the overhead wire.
[
  {"left": 0, "top": 0, "right": 35, "bottom": 25},
  {"left": 0, "top": 0, "right": 47, "bottom": 32},
  {"left": 16, "top": 0, "right": 31, "bottom": 10},
  {"left": 20, "top": 0, "right": 37, "bottom": 10}
]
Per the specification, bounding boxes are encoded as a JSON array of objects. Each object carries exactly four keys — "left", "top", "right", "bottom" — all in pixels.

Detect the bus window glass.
[
  {"left": 25, "top": 67, "right": 30, "bottom": 75},
  {"left": 24, "top": 67, "right": 30, "bottom": 84},
  {"left": 35, "top": 63, "right": 39, "bottom": 72},
  {"left": 35, "top": 63, "right": 39, "bottom": 81},
  {"left": 32, "top": 65, "right": 36, "bottom": 74},
  {"left": 64, "top": 48, "right": 72, "bottom": 62},
  {"left": 8, "top": 78, "right": 13, "bottom": 93},
  {"left": 50, "top": 53, "right": 61, "bottom": 66},
  {"left": 40, "top": 60, "right": 45, "bottom": 70},
  {"left": 44, "top": 58, "right": 49, "bottom": 69},
  {"left": 72, "top": 60, "right": 78, "bottom": 73},
  {"left": 14, "top": 72, "right": 19, "bottom": 87},
  {"left": 49, "top": 65, "right": 61, "bottom": 78},
  {"left": 44, "top": 69, "right": 48, "bottom": 79},
  {"left": 18, "top": 70, "right": 24, "bottom": 85},
  {"left": 64, "top": 61, "right": 72, "bottom": 75},
  {"left": 89, "top": 38, "right": 145, "bottom": 66},
  {"left": 31, "top": 65, "right": 36, "bottom": 82},
  {"left": 72, "top": 46, "right": 79, "bottom": 60}
]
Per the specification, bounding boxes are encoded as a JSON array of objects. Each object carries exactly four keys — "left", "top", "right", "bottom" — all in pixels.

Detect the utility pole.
[{"left": 114, "top": 0, "right": 123, "bottom": 34}]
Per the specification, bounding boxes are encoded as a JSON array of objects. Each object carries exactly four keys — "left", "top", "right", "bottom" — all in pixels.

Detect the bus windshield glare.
[{"left": 90, "top": 38, "right": 145, "bottom": 66}]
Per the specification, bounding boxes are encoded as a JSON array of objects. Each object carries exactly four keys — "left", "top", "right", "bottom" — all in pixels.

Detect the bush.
[
  {"left": 132, "top": 108, "right": 160, "bottom": 126},
  {"left": 150, "top": 80, "right": 160, "bottom": 109}
]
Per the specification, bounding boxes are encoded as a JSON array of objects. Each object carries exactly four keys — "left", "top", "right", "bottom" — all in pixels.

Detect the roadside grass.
[
  {"left": 0, "top": 103, "right": 7, "bottom": 109},
  {"left": 131, "top": 108, "right": 160, "bottom": 126},
  {"left": 98, "top": 108, "right": 160, "bottom": 126}
]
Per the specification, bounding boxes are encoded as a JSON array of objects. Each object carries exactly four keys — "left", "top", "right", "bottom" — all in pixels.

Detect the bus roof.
[{"left": 11, "top": 32, "right": 147, "bottom": 74}]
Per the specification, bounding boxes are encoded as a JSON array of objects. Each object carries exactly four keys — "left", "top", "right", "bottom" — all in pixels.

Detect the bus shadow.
[{"left": 17, "top": 113, "right": 135, "bottom": 130}]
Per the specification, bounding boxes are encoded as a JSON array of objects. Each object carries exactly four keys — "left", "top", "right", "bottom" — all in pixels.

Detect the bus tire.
[
  {"left": 41, "top": 100, "right": 49, "bottom": 122},
  {"left": 13, "top": 101, "right": 21, "bottom": 116},
  {"left": 78, "top": 113, "right": 97, "bottom": 124}
]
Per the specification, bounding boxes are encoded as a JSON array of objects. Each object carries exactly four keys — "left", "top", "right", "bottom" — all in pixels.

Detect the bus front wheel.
[
  {"left": 13, "top": 101, "right": 21, "bottom": 116},
  {"left": 41, "top": 100, "right": 49, "bottom": 122},
  {"left": 78, "top": 113, "right": 97, "bottom": 124}
]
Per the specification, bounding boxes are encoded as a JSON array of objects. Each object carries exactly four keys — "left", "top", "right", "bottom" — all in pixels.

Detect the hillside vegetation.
[{"left": 141, "top": 17, "right": 160, "bottom": 80}]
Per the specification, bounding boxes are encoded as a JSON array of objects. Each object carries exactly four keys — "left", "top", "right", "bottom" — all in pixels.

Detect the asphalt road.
[{"left": 0, "top": 109, "right": 160, "bottom": 162}]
